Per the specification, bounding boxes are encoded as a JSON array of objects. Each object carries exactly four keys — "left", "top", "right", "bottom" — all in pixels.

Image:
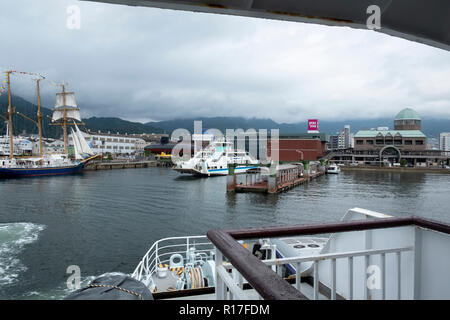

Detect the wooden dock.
[{"left": 229, "top": 162, "right": 326, "bottom": 194}]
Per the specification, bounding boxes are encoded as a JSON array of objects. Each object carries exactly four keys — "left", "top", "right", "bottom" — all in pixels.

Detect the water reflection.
[{"left": 0, "top": 168, "right": 449, "bottom": 299}]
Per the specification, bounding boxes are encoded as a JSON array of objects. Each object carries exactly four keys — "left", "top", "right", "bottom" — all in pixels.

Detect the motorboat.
[{"left": 327, "top": 164, "right": 341, "bottom": 174}]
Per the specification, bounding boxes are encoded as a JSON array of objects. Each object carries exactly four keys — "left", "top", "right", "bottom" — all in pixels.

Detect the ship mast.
[
  {"left": 61, "top": 84, "right": 68, "bottom": 155},
  {"left": 36, "top": 78, "right": 43, "bottom": 159},
  {"left": 50, "top": 84, "right": 82, "bottom": 156},
  {"left": 14, "top": 76, "right": 46, "bottom": 161},
  {"left": 6, "top": 71, "right": 14, "bottom": 159}
]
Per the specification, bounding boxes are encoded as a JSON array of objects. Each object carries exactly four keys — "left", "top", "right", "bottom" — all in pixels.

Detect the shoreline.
[{"left": 340, "top": 166, "right": 450, "bottom": 174}]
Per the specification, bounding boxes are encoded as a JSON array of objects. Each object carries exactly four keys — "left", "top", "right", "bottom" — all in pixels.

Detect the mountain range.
[
  {"left": 146, "top": 117, "right": 450, "bottom": 138},
  {"left": 0, "top": 94, "right": 449, "bottom": 139}
]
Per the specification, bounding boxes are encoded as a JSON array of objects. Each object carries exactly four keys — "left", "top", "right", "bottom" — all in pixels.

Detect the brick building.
[{"left": 267, "top": 133, "right": 328, "bottom": 161}]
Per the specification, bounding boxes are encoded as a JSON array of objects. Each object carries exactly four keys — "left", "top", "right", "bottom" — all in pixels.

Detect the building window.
[
  {"left": 394, "top": 140, "right": 402, "bottom": 145},
  {"left": 366, "top": 140, "right": 374, "bottom": 145},
  {"left": 356, "top": 140, "right": 364, "bottom": 145},
  {"left": 415, "top": 140, "right": 423, "bottom": 145},
  {"left": 376, "top": 139, "right": 384, "bottom": 145},
  {"left": 405, "top": 140, "right": 413, "bottom": 145}
]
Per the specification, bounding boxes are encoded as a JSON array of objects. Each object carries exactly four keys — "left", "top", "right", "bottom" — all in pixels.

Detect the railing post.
[
  {"left": 271, "top": 244, "right": 277, "bottom": 273},
  {"left": 348, "top": 256, "right": 353, "bottom": 300},
  {"left": 155, "top": 242, "right": 159, "bottom": 271},
  {"left": 295, "top": 262, "right": 302, "bottom": 293},
  {"left": 215, "top": 249, "right": 224, "bottom": 300},
  {"left": 364, "top": 255, "right": 369, "bottom": 300},
  {"left": 331, "top": 258, "right": 336, "bottom": 300},
  {"left": 186, "top": 237, "right": 190, "bottom": 259},
  {"left": 396, "top": 251, "right": 402, "bottom": 300},
  {"left": 313, "top": 260, "right": 319, "bottom": 300},
  {"left": 381, "top": 253, "right": 386, "bottom": 300},
  {"left": 238, "top": 272, "right": 243, "bottom": 290}
]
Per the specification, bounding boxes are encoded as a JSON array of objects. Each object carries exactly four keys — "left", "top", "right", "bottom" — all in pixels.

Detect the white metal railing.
[
  {"left": 132, "top": 235, "right": 214, "bottom": 283},
  {"left": 216, "top": 246, "right": 413, "bottom": 300},
  {"left": 215, "top": 250, "right": 250, "bottom": 300}
]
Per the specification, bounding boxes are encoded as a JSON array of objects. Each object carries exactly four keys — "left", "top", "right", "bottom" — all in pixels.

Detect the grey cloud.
[{"left": 1, "top": 0, "right": 450, "bottom": 123}]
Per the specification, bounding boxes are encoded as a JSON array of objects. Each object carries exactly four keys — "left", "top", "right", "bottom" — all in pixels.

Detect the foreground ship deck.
[
  {"left": 128, "top": 208, "right": 450, "bottom": 300},
  {"left": 66, "top": 207, "right": 450, "bottom": 300}
]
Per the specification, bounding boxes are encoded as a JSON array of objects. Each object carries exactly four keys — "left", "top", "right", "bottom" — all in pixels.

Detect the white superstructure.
[{"left": 173, "top": 139, "right": 259, "bottom": 176}]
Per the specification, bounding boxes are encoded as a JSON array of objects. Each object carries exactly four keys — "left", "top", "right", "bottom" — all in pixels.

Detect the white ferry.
[{"left": 173, "top": 139, "right": 259, "bottom": 176}]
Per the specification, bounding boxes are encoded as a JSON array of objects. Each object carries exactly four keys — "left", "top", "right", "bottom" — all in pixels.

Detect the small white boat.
[
  {"left": 327, "top": 164, "right": 340, "bottom": 174},
  {"left": 173, "top": 139, "right": 259, "bottom": 176}
]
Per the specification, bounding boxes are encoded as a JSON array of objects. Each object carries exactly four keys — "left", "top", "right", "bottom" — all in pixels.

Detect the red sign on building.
[{"left": 308, "top": 119, "right": 318, "bottom": 131}]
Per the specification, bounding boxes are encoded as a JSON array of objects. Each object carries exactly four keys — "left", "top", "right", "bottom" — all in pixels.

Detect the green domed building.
[
  {"left": 353, "top": 108, "right": 427, "bottom": 164},
  {"left": 394, "top": 108, "right": 422, "bottom": 130},
  {"left": 333, "top": 108, "right": 449, "bottom": 167}
]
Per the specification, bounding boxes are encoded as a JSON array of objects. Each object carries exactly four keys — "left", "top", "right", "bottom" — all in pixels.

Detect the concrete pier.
[{"left": 84, "top": 160, "right": 172, "bottom": 170}]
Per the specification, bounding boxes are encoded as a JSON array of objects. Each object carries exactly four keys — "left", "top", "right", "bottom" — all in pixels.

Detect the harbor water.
[{"left": 0, "top": 167, "right": 449, "bottom": 299}]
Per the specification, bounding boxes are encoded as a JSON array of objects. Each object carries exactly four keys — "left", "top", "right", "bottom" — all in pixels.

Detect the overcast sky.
[{"left": 1, "top": 0, "right": 450, "bottom": 123}]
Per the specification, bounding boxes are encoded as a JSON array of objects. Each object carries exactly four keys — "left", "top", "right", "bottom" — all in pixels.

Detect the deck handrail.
[
  {"left": 132, "top": 235, "right": 212, "bottom": 281},
  {"left": 207, "top": 215, "right": 450, "bottom": 300}
]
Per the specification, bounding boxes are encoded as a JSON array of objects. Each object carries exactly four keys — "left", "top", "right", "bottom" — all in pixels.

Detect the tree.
[{"left": 400, "top": 158, "right": 407, "bottom": 167}]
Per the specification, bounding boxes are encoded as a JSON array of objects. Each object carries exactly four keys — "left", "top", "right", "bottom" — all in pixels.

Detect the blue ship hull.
[{"left": 0, "top": 162, "right": 86, "bottom": 178}]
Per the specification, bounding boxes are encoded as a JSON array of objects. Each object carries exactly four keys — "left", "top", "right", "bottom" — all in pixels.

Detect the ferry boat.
[
  {"left": 327, "top": 164, "right": 340, "bottom": 174},
  {"left": 0, "top": 71, "right": 99, "bottom": 178},
  {"left": 173, "top": 139, "right": 260, "bottom": 176}
]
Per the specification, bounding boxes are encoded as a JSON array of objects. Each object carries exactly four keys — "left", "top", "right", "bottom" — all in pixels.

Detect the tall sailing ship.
[{"left": 0, "top": 70, "right": 99, "bottom": 177}]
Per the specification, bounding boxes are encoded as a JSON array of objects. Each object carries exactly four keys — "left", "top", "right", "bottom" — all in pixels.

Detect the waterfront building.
[
  {"left": 267, "top": 133, "right": 329, "bottom": 161},
  {"left": 426, "top": 137, "right": 439, "bottom": 150},
  {"left": 68, "top": 131, "right": 146, "bottom": 156},
  {"left": 126, "top": 133, "right": 169, "bottom": 144},
  {"left": 440, "top": 133, "right": 450, "bottom": 151},
  {"left": 328, "top": 125, "right": 353, "bottom": 150},
  {"left": 328, "top": 108, "right": 450, "bottom": 166},
  {"left": 343, "top": 125, "right": 351, "bottom": 149},
  {"left": 354, "top": 108, "right": 426, "bottom": 154},
  {"left": 42, "top": 139, "right": 65, "bottom": 154},
  {"left": 328, "top": 134, "right": 339, "bottom": 150},
  {"left": 145, "top": 133, "right": 214, "bottom": 157}
]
